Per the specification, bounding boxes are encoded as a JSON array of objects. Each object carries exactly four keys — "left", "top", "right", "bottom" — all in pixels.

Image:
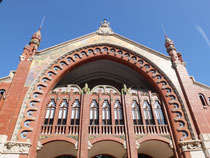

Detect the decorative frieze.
[
  {"left": 179, "top": 140, "right": 202, "bottom": 152},
  {"left": 0, "top": 141, "right": 31, "bottom": 154}
]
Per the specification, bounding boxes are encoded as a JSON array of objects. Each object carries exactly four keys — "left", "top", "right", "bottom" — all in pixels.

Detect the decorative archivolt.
[{"left": 13, "top": 44, "right": 195, "bottom": 143}]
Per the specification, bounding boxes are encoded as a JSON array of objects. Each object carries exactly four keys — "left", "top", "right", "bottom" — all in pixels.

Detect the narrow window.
[
  {"left": 154, "top": 101, "right": 166, "bottom": 125},
  {"left": 44, "top": 99, "right": 56, "bottom": 125},
  {"left": 102, "top": 100, "right": 111, "bottom": 125},
  {"left": 114, "top": 100, "right": 124, "bottom": 125},
  {"left": 132, "top": 100, "right": 142, "bottom": 125},
  {"left": 90, "top": 100, "right": 99, "bottom": 125},
  {"left": 57, "top": 99, "right": 68, "bottom": 125},
  {"left": 198, "top": 93, "right": 207, "bottom": 107},
  {"left": 143, "top": 101, "right": 154, "bottom": 125},
  {"left": 71, "top": 99, "right": 80, "bottom": 125}
]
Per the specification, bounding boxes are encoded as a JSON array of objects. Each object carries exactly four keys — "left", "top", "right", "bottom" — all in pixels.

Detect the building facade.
[{"left": 0, "top": 20, "right": 210, "bottom": 158}]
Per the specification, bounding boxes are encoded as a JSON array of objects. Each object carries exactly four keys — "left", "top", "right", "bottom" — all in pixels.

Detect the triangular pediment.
[{"left": 37, "top": 32, "right": 170, "bottom": 61}]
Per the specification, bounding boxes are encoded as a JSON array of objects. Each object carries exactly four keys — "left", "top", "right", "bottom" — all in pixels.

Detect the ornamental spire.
[
  {"left": 164, "top": 35, "right": 176, "bottom": 54},
  {"left": 29, "top": 17, "right": 45, "bottom": 49},
  {"left": 96, "top": 19, "right": 114, "bottom": 35},
  {"left": 164, "top": 35, "right": 184, "bottom": 65},
  {"left": 29, "top": 28, "right": 41, "bottom": 49}
]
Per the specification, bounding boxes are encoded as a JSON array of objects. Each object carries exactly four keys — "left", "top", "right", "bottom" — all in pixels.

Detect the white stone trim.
[
  {"left": 0, "top": 135, "right": 31, "bottom": 154},
  {"left": 179, "top": 140, "right": 202, "bottom": 151}
]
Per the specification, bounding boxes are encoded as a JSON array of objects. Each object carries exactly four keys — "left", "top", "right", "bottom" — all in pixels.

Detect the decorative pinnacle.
[
  {"left": 29, "top": 17, "right": 45, "bottom": 49},
  {"left": 164, "top": 35, "right": 176, "bottom": 53},
  {"left": 29, "top": 29, "right": 41, "bottom": 48},
  {"left": 96, "top": 19, "right": 114, "bottom": 35}
]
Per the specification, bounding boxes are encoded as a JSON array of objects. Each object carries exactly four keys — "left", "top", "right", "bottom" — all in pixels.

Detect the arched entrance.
[
  {"left": 137, "top": 140, "right": 174, "bottom": 158},
  {"left": 89, "top": 140, "right": 125, "bottom": 158},
  {"left": 15, "top": 45, "right": 193, "bottom": 158},
  {"left": 37, "top": 140, "right": 77, "bottom": 158}
]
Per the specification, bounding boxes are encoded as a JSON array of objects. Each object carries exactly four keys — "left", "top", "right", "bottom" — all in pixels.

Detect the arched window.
[
  {"left": 57, "top": 99, "right": 68, "bottom": 125},
  {"left": 44, "top": 99, "right": 56, "bottom": 125},
  {"left": 143, "top": 101, "right": 154, "bottom": 125},
  {"left": 0, "top": 89, "right": 5, "bottom": 100},
  {"left": 198, "top": 93, "right": 207, "bottom": 107},
  {"left": 102, "top": 100, "right": 111, "bottom": 125},
  {"left": 132, "top": 100, "right": 142, "bottom": 125},
  {"left": 71, "top": 99, "right": 80, "bottom": 125},
  {"left": 114, "top": 100, "right": 124, "bottom": 125},
  {"left": 154, "top": 101, "right": 166, "bottom": 125},
  {"left": 90, "top": 100, "right": 99, "bottom": 125}
]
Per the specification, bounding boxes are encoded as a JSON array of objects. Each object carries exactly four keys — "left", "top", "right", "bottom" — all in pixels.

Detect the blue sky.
[{"left": 0, "top": 0, "right": 210, "bottom": 86}]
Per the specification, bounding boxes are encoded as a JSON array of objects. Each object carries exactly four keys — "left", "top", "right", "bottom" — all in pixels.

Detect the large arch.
[
  {"left": 14, "top": 44, "right": 195, "bottom": 156},
  {"left": 89, "top": 140, "right": 126, "bottom": 158},
  {"left": 37, "top": 140, "right": 77, "bottom": 158},
  {"left": 40, "top": 135, "right": 77, "bottom": 145}
]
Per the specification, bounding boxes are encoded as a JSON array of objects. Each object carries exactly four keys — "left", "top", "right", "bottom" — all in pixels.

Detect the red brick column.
[
  {"left": 77, "top": 93, "right": 91, "bottom": 158},
  {"left": 0, "top": 45, "right": 36, "bottom": 139},
  {"left": 122, "top": 94, "right": 138, "bottom": 158}
]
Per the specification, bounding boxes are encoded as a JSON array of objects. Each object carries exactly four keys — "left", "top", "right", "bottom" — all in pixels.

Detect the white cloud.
[{"left": 195, "top": 25, "right": 210, "bottom": 48}]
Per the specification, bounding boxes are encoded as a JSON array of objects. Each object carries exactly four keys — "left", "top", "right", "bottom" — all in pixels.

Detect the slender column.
[
  {"left": 52, "top": 91, "right": 61, "bottom": 134},
  {"left": 66, "top": 91, "right": 73, "bottom": 133},
  {"left": 138, "top": 91, "right": 147, "bottom": 134},
  {"left": 77, "top": 93, "right": 91, "bottom": 158},
  {"left": 110, "top": 91, "right": 115, "bottom": 134},
  {"left": 98, "top": 91, "right": 102, "bottom": 134},
  {"left": 122, "top": 93, "right": 138, "bottom": 158},
  {"left": 148, "top": 91, "right": 160, "bottom": 134}
]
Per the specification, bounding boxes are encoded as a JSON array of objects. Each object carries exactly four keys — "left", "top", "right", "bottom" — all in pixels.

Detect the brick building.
[{"left": 0, "top": 20, "right": 210, "bottom": 158}]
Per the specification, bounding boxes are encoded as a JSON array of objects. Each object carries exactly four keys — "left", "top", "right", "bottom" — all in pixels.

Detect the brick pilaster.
[{"left": 122, "top": 94, "right": 138, "bottom": 158}]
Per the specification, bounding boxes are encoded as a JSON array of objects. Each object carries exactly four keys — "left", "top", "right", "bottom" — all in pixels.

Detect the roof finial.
[
  {"left": 96, "top": 19, "right": 114, "bottom": 35},
  {"left": 161, "top": 23, "right": 167, "bottom": 37},
  {"left": 39, "top": 16, "right": 46, "bottom": 30}
]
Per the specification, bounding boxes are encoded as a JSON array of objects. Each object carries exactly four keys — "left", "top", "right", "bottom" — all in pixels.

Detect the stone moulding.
[
  {"left": 179, "top": 140, "right": 202, "bottom": 152},
  {"left": 0, "top": 141, "right": 31, "bottom": 154}
]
